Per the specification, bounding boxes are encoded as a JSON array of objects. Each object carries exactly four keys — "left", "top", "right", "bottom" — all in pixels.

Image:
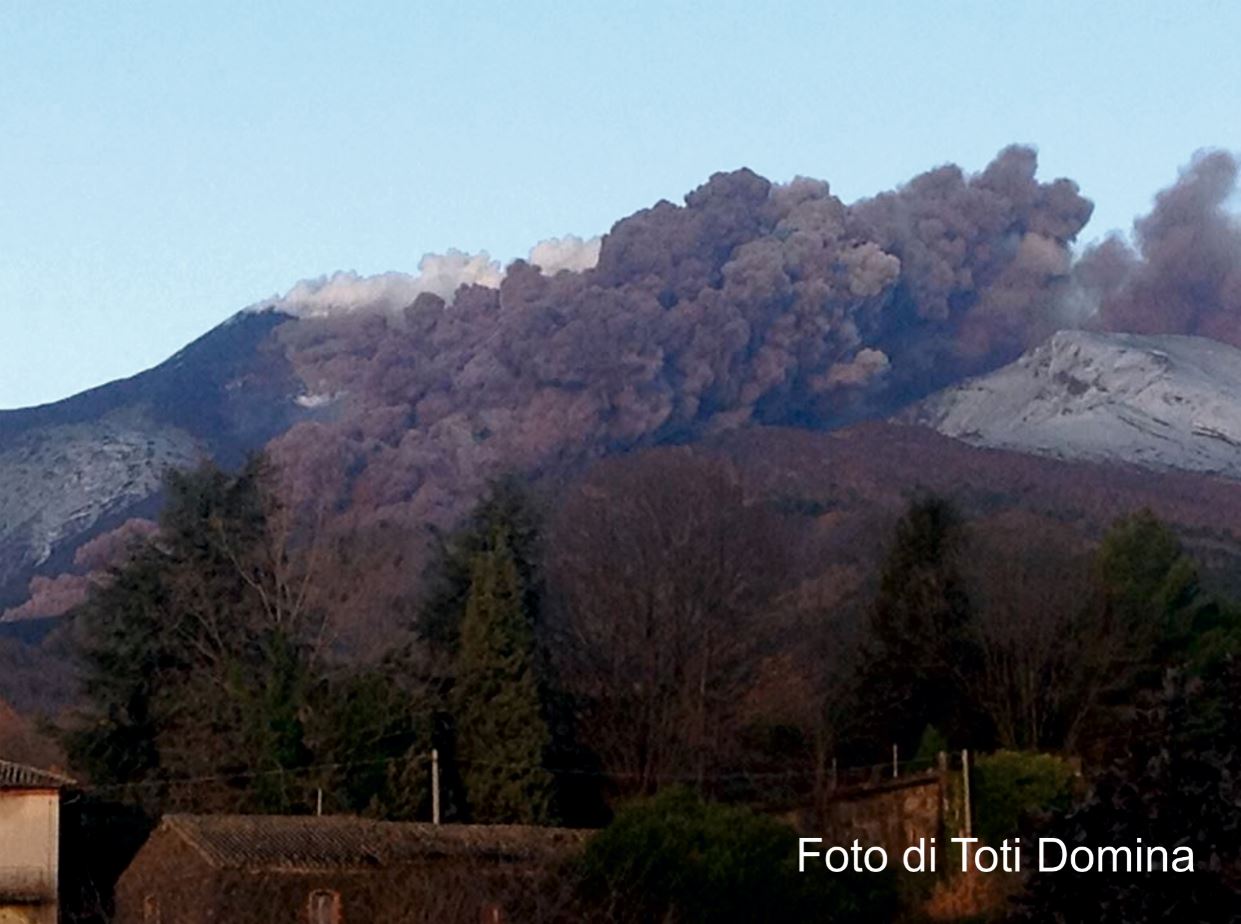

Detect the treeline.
[
  {"left": 61, "top": 449, "right": 1241, "bottom": 917},
  {"left": 858, "top": 498, "right": 1241, "bottom": 918},
  {"left": 855, "top": 495, "right": 1237, "bottom": 758}
]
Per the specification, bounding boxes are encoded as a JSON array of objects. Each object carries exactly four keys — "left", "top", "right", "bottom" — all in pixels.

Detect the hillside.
[
  {"left": 0, "top": 310, "right": 305, "bottom": 606},
  {"left": 910, "top": 330, "right": 1241, "bottom": 478},
  {"left": 711, "top": 422, "right": 1241, "bottom": 592}
]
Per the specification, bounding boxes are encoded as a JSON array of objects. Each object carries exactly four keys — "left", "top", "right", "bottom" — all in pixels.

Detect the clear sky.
[{"left": 2, "top": 0, "right": 1238, "bottom": 409}]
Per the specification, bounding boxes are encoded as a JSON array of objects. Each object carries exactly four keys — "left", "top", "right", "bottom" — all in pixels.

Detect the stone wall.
[{"left": 820, "top": 771, "right": 946, "bottom": 856}]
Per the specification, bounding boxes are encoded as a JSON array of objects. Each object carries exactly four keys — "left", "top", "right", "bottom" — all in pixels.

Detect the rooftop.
[
  {"left": 0, "top": 758, "right": 74, "bottom": 791},
  {"left": 161, "top": 815, "right": 591, "bottom": 872}
]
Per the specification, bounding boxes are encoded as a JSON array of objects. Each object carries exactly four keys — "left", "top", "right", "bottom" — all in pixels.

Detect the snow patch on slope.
[
  {"left": 0, "top": 411, "right": 199, "bottom": 574},
  {"left": 909, "top": 330, "right": 1241, "bottom": 479}
]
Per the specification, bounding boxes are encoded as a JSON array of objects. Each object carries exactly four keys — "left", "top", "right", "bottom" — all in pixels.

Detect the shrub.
[
  {"left": 577, "top": 787, "right": 897, "bottom": 923},
  {"left": 973, "top": 751, "right": 1076, "bottom": 845}
]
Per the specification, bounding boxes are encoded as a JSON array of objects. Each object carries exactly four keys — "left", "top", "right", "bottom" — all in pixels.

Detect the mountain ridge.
[
  {"left": 909, "top": 329, "right": 1241, "bottom": 479},
  {"left": 0, "top": 310, "right": 306, "bottom": 605}
]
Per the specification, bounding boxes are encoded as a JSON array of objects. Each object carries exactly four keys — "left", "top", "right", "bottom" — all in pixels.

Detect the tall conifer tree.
[
  {"left": 858, "top": 496, "right": 979, "bottom": 749},
  {"left": 451, "top": 529, "right": 554, "bottom": 824}
]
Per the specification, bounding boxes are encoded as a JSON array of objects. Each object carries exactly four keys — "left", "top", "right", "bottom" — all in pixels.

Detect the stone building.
[
  {"left": 115, "top": 814, "right": 589, "bottom": 923},
  {"left": 0, "top": 759, "right": 74, "bottom": 924}
]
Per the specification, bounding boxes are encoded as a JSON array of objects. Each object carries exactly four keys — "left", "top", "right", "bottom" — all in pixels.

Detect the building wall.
[
  {"left": 119, "top": 845, "right": 575, "bottom": 924},
  {"left": 207, "top": 862, "right": 550, "bottom": 924},
  {"left": 0, "top": 789, "right": 58, "bottom": 924},
  {"left": 115, "top": 829, "right": 215, "bottom": 924},
  {"left": 0, "top": 907, "right": 55, "bottom": 924}
]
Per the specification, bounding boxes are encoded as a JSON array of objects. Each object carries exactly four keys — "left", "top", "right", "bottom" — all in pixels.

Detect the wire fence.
[
  {"left": 56, "top": 746, "right": 967, "bottom": 813},
  {"left": 829, "top": 753, "right": 950, "bottom": 790}
]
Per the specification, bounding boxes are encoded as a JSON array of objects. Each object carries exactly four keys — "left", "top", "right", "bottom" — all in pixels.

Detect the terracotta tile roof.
[
  {"left": 0, "top": 758, "right": 74, "bottom": 790},
  {"left": 161, "top": 815, "right": 591, "bottom": 872}
]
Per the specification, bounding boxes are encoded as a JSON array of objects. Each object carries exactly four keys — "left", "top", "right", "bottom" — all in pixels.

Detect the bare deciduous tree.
[
  {"left": 965, "top": 514, "right": 1126, "bottom": 752},
  {"left": 545, "top": 449, "right": 788, "bottom": 794}
]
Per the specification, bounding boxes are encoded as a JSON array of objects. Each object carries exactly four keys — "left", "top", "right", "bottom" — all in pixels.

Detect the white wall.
[
  {"left": 0, "top": 905, "right": 56, "bottom": 924},
  {"left": 0, "top": 789, "right": 58, "bottom": 922}
]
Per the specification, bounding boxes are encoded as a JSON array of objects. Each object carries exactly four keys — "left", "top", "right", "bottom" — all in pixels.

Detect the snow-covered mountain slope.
[
  {"left": 908, "top": 330, "right": 1241, "bottom": 479},
  {"left": 0, "top": 310, "right": 306, "bottom": 606}
]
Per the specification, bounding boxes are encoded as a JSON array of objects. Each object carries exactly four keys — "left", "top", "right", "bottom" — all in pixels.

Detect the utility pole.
[
  {"left": 937, "top": 751, "right": 949, "bottom": 834},
  {"left": 431, "top": 748, "right": 441, "bottom": 825},
  {"left": 962, "top": 749, "right": 972, "bottom": 838},
  {"left": 892, "top": 743, "right": 899, "bottom": 778}
]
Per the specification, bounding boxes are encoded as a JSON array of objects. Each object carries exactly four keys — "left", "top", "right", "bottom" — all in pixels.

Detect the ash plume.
[
  {"left": 1078, "top": 150, "right": 1241, "bottom": 345},
  {"left": 851, "top": 145, "right": 1093, "bottom": 399},
  {"left": 1, "top": 518, "right": 155, "bottom": 622},
  {"left": 19, "top": 147, "right": 1241, "bottom": 641},
  {"left": 270, "top": 147, "right": 1095, "bottom": 541}
]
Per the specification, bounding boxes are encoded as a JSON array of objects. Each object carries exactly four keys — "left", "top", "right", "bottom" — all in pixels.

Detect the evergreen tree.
[
  {"left": 416, "top": 476, "right": 543, "bottom": 660},
  {"left": 304, "top": 666, "right": 435, "bottom": 820},
  {"left": 66, "top": 457, "right": 328, "bottom": 813},
  {"left": 1096, "top": 508, "right": 1201, "bottom": 664},
  {"left": 451, "top": 530, "right": 555, "bottom": 824},
  {"left": 856, "top": 496, "right": 980, "bottom": 750},
  {"left": 66, "top": 550, "right": 171, "bottom": 793},
  {"left": 1013, "top": 663, "right": 1241, "bottom": 920},
  {"left": 420, "top": 478, "right": 606, "bottom": 825}
]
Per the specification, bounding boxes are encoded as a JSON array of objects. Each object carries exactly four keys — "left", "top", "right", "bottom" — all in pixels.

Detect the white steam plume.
[
  {"left": 258, "top": 235, "right": 601, "bottom": 319},
  {"left": 528, "top": 234, "right": 602, "bottom": 275},
  {"left": 268, "top": 250, "right": 503, "bottom": 317}
]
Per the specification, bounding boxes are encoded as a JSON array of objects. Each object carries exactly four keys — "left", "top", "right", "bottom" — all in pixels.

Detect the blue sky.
[{"left": 2, "top": 1, "right": 1238, "bottom": 409}]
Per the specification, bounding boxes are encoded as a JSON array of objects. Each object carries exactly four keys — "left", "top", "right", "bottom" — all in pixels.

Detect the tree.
[
  {"left": 65, "top": 551, "right": 169, "bottom": 792},
  {"left": 855, "top": 496, "right": 980, "bottom": 751},
  {"left": 303, "top": 665, "right": 435, "bottom": 820},
  {"left": 546, "top": 449, "right": 788, "bottom": 795},
  {"left": 416, "top": 479, "right": 603, "bottom": 825},
  {"left": 451, "top": 530, "right": 555, "bottom": 824},
  {"left": 1095, "top": 508, "right": 1200, "bottom": 669},
  {"left": 962, "top": 510, "right": 1216, "bottom": 755},
  {"left": 416, "top": 476, "right": 543, "bottom": 662},
  {"left": 66, "top": 456, "right": 335, "bottom": 814},
  {"left": 1012, "top": 664, "right": 1241, "bottom": 920},
  {"left": 965, "top": 514, "right": 1114, "bottom": 752}
]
